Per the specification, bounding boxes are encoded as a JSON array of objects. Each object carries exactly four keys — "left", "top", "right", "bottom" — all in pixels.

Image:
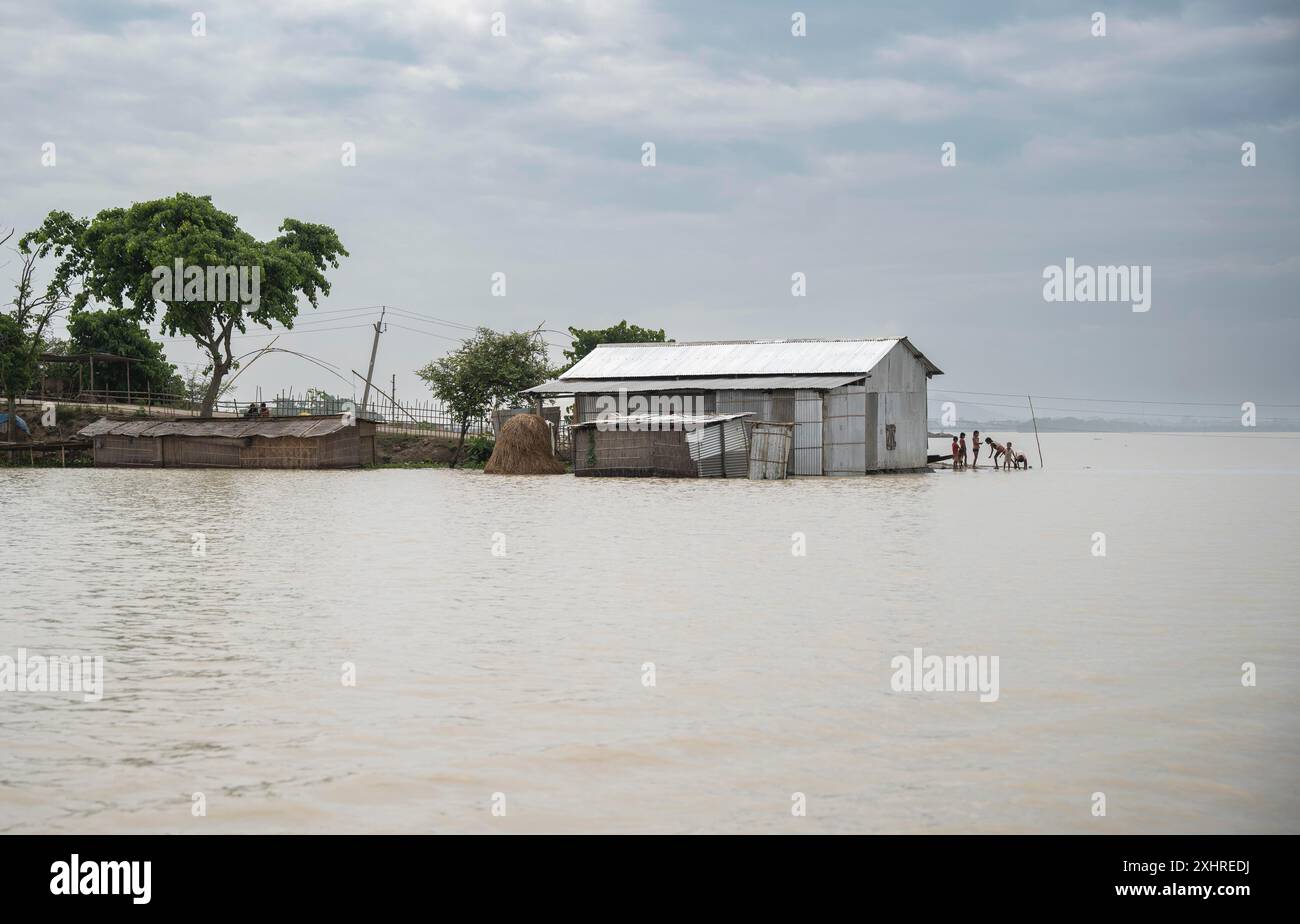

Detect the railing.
[
  {"left": 269, "top": 393, "right": 492, "bottom": 437},
  {"left": 13, "top": 389, "right": 562, "bottom": 442},
  {"left": 17, "top": 388, "right": 206, "bottom": 414}
]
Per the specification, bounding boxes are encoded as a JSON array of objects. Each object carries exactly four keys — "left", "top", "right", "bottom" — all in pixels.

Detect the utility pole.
[
  {"left": 391, "top": 374, "right": 396, "bottom": 418},
  {"left": 360, "top": 306, "right": 387, "bottom": 418}
]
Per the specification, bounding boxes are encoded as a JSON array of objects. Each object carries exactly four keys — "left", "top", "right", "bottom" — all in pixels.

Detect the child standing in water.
[
  {"left": 985, "top": 437, "right": 1006, "bottom": 469},
  {"left": 958, "top": 432, "right": 968, "bottom": 469},
  {"left": 951, "top": 435, "right": 960, "bottom": 467},
  {"left": 971, "top": 430, "right": 981, "bottom": 467}
]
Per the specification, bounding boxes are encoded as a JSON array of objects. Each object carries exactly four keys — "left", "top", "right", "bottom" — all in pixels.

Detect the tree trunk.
[
  {"left": 450, "top": 421, "right": 470, "bottom": 469},
  {"left": 199, "top": 362, "right": 228, "bottom": 417},
  {"left": 5, "top": 394, "right": 15, "bottom": 443}
]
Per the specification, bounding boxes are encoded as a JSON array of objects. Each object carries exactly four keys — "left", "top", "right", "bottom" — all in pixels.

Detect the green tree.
[
  {"left": 20, "top": 193, "right": 348, "bottom": 416},
  {"left": 563, "top": 320, "right": 669, "bottom": 368},
  {"left": 2, "top": 227, "right": 68, "bottom": 439},
  {"left": 0, "top": 315, "right": 37, "bottom": 438},
  {"left": 66, "top": 308, "right": 180, "bottom": 398},
  {"left": 417, "top": 327, "right": 551, "bottom": 468},
  {"left": 181, "top": 366, "right": 233, "bottom": 408}
]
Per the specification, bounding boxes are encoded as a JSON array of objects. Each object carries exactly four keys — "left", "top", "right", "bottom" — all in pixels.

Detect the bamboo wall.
[
  {"left": 92, "top": 422, "right": 375, "bottom": 469},
  {"left": 572, "top": 427, "right": 697, "bottom": 478}
]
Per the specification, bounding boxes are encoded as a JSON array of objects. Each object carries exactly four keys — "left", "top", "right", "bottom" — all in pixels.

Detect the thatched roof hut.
[
  {"left": 78, "top": 415, "right": 376, "bottom": 469},
  {"left": 483, "top": 412, "right": 565, "bottom": 475}
]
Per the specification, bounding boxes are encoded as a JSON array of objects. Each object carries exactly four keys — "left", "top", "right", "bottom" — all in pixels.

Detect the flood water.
[{"left": 2, "top": 432, "right": 1297, "bottom": 833}]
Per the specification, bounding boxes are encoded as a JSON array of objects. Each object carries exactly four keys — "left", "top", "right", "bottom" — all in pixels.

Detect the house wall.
[
  {"left": 824, "top": 384, "right": 866, "bottom": 476},
  {"left": 863, "top": 342, "right": 929, "bottom": 470},
  {"left": 239, "top": 429, "right": 368, "bottom": 468},
  {"left": 96, "top": 429, "right": 371, "bottom": 469},
  {"left": 791, "top": 389, "right": 824, "bottom": 475},
  {"left": 93, "top": 434, "right": 163, "bottom": 467},
  {"left": 572, "top": 427, "right": 697, "bottom": 477},
  {"left": 240, "top": 436, "right": 321, "bottom": 468}
]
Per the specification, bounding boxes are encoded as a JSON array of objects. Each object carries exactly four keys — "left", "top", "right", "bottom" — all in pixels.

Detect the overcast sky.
[{"left": 2, "top": 0, "right": 1297, "bottom": 421}]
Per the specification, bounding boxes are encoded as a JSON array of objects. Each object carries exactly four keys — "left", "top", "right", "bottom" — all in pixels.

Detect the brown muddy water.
[{"left": 1, "top": 432, "right": 1297, "bottom": 833}]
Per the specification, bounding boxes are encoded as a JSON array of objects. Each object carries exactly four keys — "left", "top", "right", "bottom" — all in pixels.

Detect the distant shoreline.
[{"left": 929, "top": 421, "right": 1300, "bottom": 434}]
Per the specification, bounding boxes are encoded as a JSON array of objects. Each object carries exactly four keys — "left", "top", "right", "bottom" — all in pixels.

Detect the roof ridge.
[{"left": 595, "top": 337, "right": 904, "bottom": 348}]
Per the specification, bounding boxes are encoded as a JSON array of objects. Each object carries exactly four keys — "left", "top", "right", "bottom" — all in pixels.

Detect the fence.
[
  {"left": 12, "top": 388, "right": 573, "bottom": 446},
  {"left": 268, "top": 393, "right": 493, "bottom": 437}
]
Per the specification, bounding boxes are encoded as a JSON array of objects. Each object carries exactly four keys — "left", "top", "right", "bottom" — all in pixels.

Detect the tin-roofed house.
[
  {"left": 78, "top": 415, "right": 376, "bottom": 469},
  {"left": 528, "top": 337, "right": 942, "bottom": 476}
]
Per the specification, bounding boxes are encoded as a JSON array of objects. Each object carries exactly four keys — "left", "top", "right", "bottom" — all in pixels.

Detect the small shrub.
[{"left": 463, "top": 434, "right": 496, "bottom": 465}]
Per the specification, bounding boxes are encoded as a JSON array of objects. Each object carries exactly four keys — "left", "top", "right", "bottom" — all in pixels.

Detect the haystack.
[{"left": 483, "top": 412, "right": 566, "bottom": 475}]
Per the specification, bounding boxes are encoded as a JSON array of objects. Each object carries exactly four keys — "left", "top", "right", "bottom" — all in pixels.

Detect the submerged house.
[
  {"left": 528, "top": 337, "right": 942, "bottom": 476},
  {"left": 79, "top": 415, "right": 376, "bottom": 469}
]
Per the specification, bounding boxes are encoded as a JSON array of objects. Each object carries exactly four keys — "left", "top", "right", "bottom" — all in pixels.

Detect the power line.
[
  {"left": 930, "top": 397, "right": 1294, "bottom": 426},
  {"left": 932, "top": 388, "right": 1300, "bottom": 409},
  {"left": 160, "top": 321, "right": 377, "bottom": 342},
  {"left": 387, "top": 314, "right": 568, "bottom": 350}
]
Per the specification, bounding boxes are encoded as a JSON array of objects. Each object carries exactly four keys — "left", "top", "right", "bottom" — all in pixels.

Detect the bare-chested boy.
[{"left": 985, "top": 436, "right": 1006, "bottom": 469}]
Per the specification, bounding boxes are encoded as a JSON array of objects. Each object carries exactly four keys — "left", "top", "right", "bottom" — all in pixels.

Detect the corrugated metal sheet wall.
[
  {"left": 824, "top": 384, "right": 866, "bottom": 475},
  {"left": 715, "top": 389, "right": 772, "bottom": 421},
  {"left": 748, "top": 423, "right": 793, "bottom": 479},
  {"left": 791, "top": 390, "right": 823, "bottom": 475},
  {"left": 875, "top": 390, "right": 928, "bottom": 469},
  {"left": 687, "top": 418, "right": 749, "bottom": 478},
  {"left": 864, "top": 342, "right": 928, "bottom": 470}
]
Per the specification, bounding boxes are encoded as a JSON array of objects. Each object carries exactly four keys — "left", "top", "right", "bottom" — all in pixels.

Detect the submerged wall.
[{"left": 93, "top": 423, "right": 375, "bottom": 469}]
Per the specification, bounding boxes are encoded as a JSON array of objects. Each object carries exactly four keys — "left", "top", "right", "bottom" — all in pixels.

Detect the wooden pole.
[{"left": 1028, "top": 395, "right": 1044, "bottom": 469}]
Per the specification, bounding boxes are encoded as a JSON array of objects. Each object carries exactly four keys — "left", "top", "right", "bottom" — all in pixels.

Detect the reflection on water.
[{"left": 1, "top": 433, "right": 1297, "bottom": 833}]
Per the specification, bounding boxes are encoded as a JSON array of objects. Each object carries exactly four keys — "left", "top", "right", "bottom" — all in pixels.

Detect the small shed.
[
  {"left": 571, "top": 412, "right": 751, "bottom": 478},
  {"left": 78, "top": 415, "right": 376, "bottom": 469}
]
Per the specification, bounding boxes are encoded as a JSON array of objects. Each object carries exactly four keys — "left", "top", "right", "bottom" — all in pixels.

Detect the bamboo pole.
[{"left": 1028, "top": 395, "right": 1044, "bottom": 468}]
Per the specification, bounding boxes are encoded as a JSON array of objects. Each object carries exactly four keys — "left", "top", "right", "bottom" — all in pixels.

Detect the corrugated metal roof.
[
  {"left": 570, "top": 412, "right": 753, "bottom": 429},
  {"left": 78, "top": 416, "right": 356, "bottom": 439},
  {"left": 527, "top": 374, "right": 867, "bottom": 394},
  {"left": 555, "top": 337, "right": 942, "bottom": 379}
]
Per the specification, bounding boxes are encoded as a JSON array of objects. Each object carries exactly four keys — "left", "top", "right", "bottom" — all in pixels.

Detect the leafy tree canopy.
[
  {"left": 563, "top": 321, "right": 669, "bottom": 368},
  {"left": 66, "top": 308, "right": 181, "bottom": 396},
  {"left": 19, "top": 193, "right": 347, "bottom": 415},
  {"left": 416, "top": 327, "right": 551, "bottom": 466},
  {"left": 0, "top": 314, "right": 36, "bottom": 400}
]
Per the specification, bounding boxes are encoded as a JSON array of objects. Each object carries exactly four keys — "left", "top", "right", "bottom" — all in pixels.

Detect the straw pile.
[{"left": 483, "top": 412, "right": 566, "bottom": 475}]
